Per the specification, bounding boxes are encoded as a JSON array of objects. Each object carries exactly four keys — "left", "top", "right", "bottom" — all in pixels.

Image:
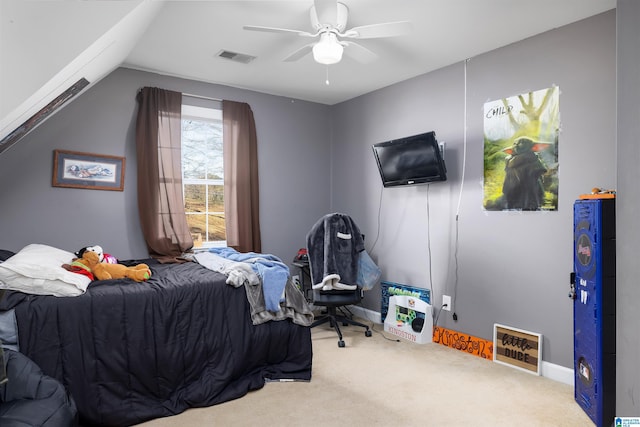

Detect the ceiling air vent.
[{"left": 216, "top": 50, "right": 256, "bottom": 64}]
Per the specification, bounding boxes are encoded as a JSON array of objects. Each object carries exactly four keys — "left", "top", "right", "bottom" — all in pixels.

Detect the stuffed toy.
[
  {"left": 69, "top": 251, "right": 151, "bottom": 282},
  {"left": 63, "top": 257, "right": 95, "bottom": 281},
  {"left": 75, "top": 245, "right": 117, "bottom": 264}
]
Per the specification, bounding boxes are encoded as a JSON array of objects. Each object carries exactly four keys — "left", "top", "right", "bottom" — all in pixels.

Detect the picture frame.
[
  {"left": 493, "top": 323, "right": 542, "bottom": 375},
  {"left": 52, "top": 149, "right": 125, "bottom": 191}
]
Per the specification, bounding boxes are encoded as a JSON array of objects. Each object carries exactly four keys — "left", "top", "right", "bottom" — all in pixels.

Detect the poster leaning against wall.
[{"left": 483, "top": 86, "right": 560, "bottom": 211}]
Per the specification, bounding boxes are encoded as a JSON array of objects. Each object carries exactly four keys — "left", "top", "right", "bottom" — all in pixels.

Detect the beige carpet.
[{"left": 137, "top": 320, "right": 594, "bottom": 427}]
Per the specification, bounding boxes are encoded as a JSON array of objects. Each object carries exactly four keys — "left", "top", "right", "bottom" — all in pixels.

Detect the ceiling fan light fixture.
[{"left": 312, "top": 33, "right": 343, "bottom": 65}]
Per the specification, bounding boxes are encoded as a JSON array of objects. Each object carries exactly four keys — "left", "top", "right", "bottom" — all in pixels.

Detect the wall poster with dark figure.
[{"left": 483, "top": 86, "right": 560, "bottom": 211}]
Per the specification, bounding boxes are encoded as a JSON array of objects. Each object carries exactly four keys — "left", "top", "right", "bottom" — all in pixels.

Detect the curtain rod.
[{"left": 182, "top": 92, "right": 223, "bottom": 102}]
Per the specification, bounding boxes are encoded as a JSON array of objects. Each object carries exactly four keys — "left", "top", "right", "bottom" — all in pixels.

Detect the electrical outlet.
[{"left": 442, "top": 295, "right": 452, "bottom": 311}]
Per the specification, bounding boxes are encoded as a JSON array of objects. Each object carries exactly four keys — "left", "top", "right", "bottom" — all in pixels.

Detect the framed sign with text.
[{"left": 493, "top": 324, "right": 542, "bottom": 375}]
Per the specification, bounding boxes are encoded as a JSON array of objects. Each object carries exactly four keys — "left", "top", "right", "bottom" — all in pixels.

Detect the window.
[{"left": 181, "top": 104, "right": 225, "bottom": 248}]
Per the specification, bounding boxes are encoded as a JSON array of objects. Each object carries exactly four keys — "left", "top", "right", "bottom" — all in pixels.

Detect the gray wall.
[
  {"left": 616, "top": 0, "right": 640, "bottom": 417},
  {"left": 0, "top": 68, "right": 332, "bottom": 263},
  {"left": 331, "top": 10, "right": 616, "bottom": 369},
  {"left": 0, "top": 10, "right": 623, "bottom": 374}
]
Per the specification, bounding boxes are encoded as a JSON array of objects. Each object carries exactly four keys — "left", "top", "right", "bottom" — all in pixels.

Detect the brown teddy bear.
[{"left": 71, "top": 251, "right": 151, "bottom": 282}]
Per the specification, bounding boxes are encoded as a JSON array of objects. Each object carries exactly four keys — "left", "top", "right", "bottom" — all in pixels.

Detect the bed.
[{"left": 0, "top": 245, "right": 313, "bottom": 426}]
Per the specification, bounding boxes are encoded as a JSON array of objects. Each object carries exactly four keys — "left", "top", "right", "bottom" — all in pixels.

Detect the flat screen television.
[{"left": 372, "top": 131, "right": 447, "bottom": 187}]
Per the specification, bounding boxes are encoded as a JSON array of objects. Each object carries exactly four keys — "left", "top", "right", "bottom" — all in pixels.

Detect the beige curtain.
[
  {"left": 222, "top": 100, "right": 261, "bottom": 253},
  {"left": 136, "top": 87, "right": 193, "bottom": 262}
]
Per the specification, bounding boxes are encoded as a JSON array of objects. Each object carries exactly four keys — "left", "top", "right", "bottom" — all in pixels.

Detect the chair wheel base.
[{"left": 338, "top": 340, "right": 345, "bottom": 348}]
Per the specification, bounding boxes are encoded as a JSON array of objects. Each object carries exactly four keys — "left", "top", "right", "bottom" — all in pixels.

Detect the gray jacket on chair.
[{"left": 306, "top": 213, "right": 365, "bottom": 290}]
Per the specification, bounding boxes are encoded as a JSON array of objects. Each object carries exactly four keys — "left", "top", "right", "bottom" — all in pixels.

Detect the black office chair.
[{"left": 306, "top": 213, "right": 372, "bottom": 347}]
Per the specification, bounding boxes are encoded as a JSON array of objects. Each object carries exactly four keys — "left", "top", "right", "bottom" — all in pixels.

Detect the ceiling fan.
[{"left": 243, "top": 0, "right": 412, "bottom": 65}]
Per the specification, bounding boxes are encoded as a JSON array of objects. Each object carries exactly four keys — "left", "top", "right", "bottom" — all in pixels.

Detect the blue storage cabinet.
[{"left": 573, "top": 198, "right": 616, "bottom": 427}]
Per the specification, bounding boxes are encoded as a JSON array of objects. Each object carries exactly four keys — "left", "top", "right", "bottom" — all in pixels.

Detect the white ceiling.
[
  {"left": 124, "top": 0, "right": 616, "bottom": 105},
  {"left": 0, "top": 0, "right": 617, "bottom": 142}
]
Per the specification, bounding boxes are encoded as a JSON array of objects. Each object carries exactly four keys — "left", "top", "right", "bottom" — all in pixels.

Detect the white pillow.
[{"left": 0, "top": 244, "right": 91, "bottom": 297}]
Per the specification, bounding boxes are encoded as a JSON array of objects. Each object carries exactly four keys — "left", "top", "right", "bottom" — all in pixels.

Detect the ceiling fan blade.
[
  {"left": 344, "top": 21, "right": 413, "bottom": 39},
  {"left": 313, "top": 0, "right": 339, "bottom": 26},
  {"left": 243, "top": 25, "right": 315, "bottom": 37},
  {"left": 342, "top": 41, "right": 378, "bottom": 64},
  {"left": 283, "top": 44, "right": 314, "bottom": 62}
]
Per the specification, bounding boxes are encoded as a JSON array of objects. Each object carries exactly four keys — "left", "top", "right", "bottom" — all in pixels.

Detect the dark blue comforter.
[{"left": 0, "top": 261, "right": 312, "bottom": 426}]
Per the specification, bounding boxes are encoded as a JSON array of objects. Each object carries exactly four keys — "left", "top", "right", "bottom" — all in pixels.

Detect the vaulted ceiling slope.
[
  {"left": 0, "top": 0, "right": 161, "bottom": 145},
  {"left": 0, "top": 0, "right": 615, "bottom": 146}
]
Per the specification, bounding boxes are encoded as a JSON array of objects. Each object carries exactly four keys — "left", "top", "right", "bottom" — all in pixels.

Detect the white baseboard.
[
  {"left": 541, "top": 361, "right": 574, "bottom": 385},
  {"left": 349, "top": 305, "right": 574, "bottom": 386},
  {"left": 349, "top": 304, "right": 381, "bottom": 324}
]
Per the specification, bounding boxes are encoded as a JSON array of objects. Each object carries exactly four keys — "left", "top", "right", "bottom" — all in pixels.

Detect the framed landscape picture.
[{"left": 52, "top": 149, "right": 125, "bottom": 191}]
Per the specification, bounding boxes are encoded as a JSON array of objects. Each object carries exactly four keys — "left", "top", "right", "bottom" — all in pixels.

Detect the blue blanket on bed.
[{"left": 209, "top": 248, "right": 289, "bottom": 312}]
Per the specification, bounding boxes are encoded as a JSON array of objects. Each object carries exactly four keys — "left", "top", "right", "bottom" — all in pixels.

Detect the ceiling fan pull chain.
[{"left": 326, "top": 66, "right": 330, "bottom": 85}]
